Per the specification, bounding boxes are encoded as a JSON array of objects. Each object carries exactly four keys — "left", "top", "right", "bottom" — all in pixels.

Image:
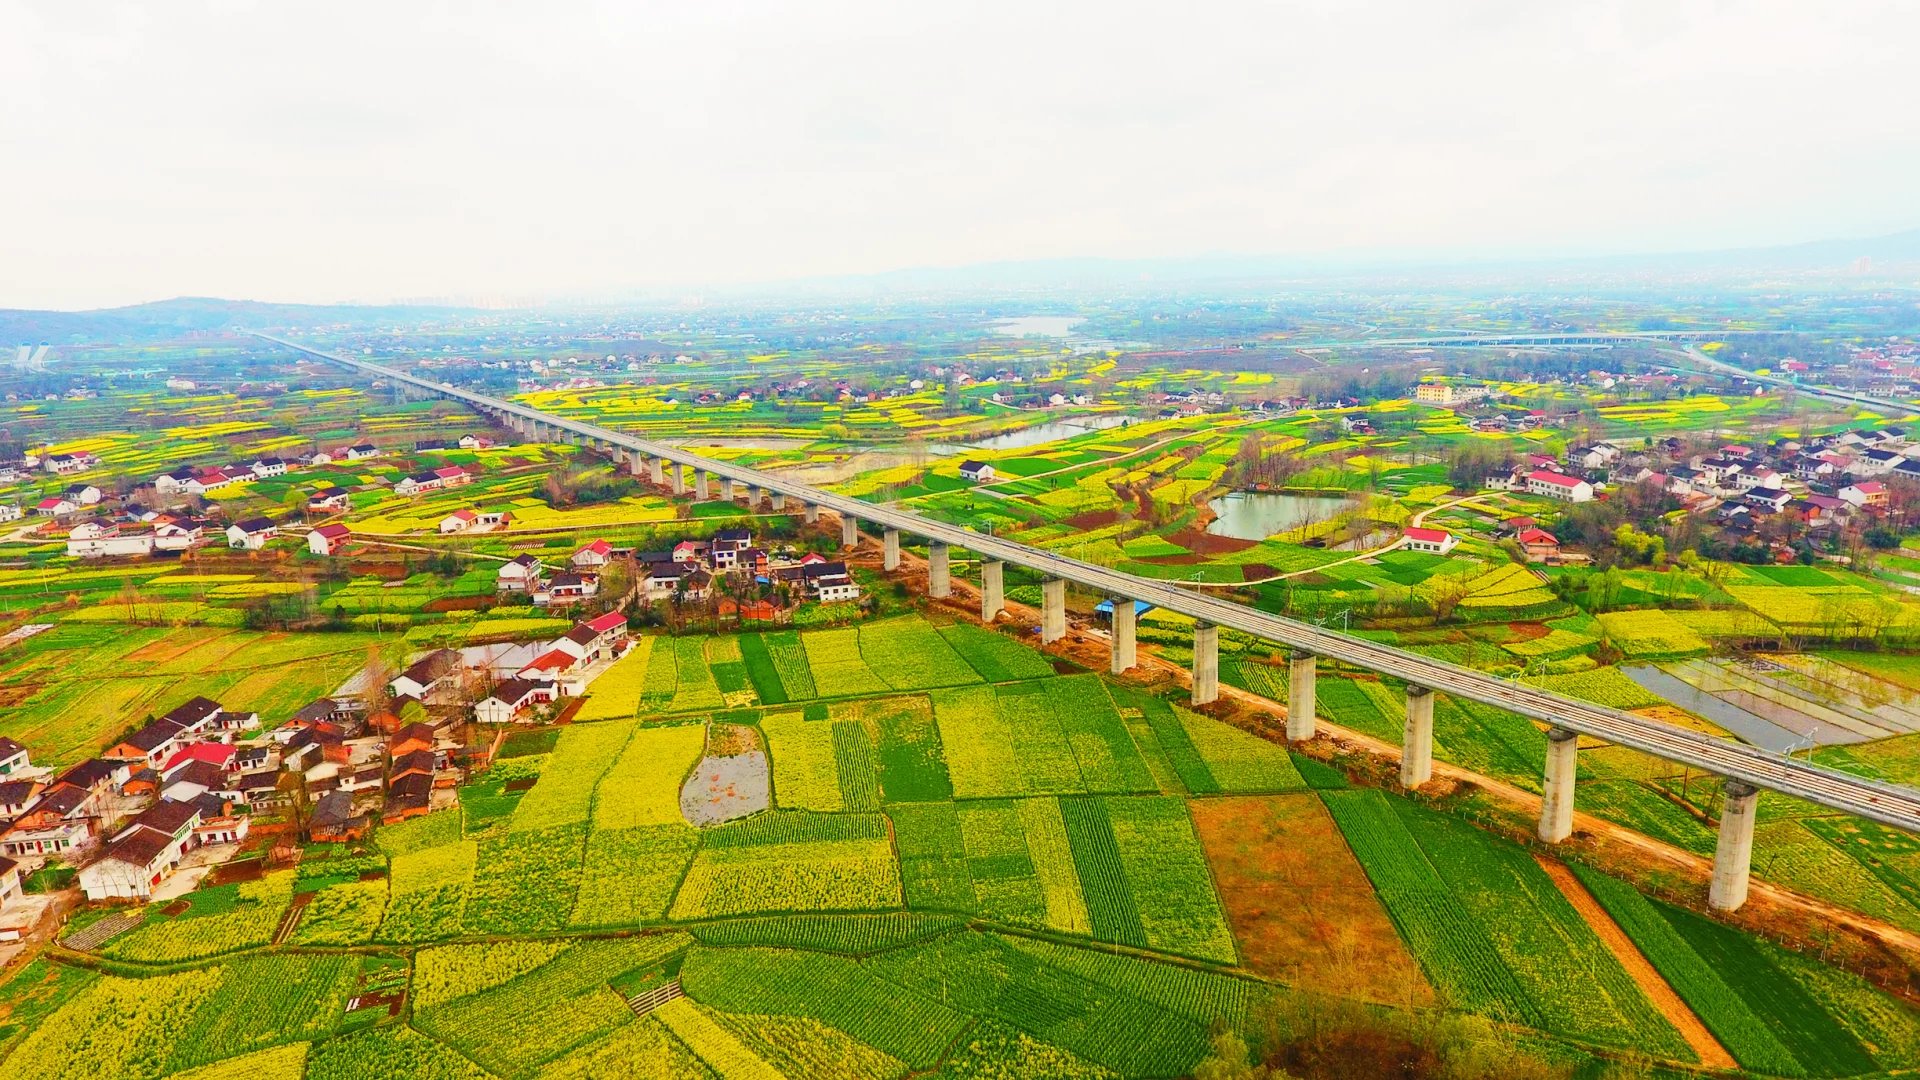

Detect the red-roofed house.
[
  {"left": 1403, "top": 526, "right": 1457, "bottom": 555},
  {"left": 1525, "top": 470, "right": 1594, "bottom": 502},
  {"left": 440, "top": 509, "right": 479, "bottom": 534},
  {"left": 572, "top": 539, "right": 613, "bottom": 570},
  {"left": 1840, "top": 481, "right": 1889, "bottom": 509},
  {"left": 162, "top": 743, "right": 237, "bottom": 776},
  {"left": 517, "top": 648, "right": 579, "bottom": 681},
  {"left": 308, "top": 523, "right": 352, "bottom": 555},
  {"left": 1517, "top": 528, "right": 1561, "bottom": 563},
  {"left": 434, "top": 465, "right": 472, "bottom": 487}
]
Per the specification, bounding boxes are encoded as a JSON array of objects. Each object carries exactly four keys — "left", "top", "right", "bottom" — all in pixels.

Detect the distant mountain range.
[
  {"left": 5, "top": 228, "right": 1918, "bottom": 344},
  {"left": 0, "top": 297, "right": 475, "bottom": 347}
]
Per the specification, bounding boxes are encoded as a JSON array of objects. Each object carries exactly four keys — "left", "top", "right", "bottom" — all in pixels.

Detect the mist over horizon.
[{"left": 5, "top": 2, "right": 1920, "bottom": 309}]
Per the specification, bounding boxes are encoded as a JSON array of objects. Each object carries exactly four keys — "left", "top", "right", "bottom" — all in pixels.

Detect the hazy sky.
[{"left": 3, "top": 0, "right": 1916, "bottom": 309}]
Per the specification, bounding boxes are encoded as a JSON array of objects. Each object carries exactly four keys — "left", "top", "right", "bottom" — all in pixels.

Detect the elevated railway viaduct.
[{"left": 260, "top": 333, "right": 1920, "bottom": 913}]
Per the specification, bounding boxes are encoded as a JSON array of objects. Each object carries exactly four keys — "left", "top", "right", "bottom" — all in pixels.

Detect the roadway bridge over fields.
[{"left": 259, "top": 332, "right": 1920, "bottom": 913}]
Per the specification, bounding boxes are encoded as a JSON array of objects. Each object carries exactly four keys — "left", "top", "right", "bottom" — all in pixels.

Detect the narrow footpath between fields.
[{"left": 1534, "top": 855, "right": 1737, "bottom": 1071}]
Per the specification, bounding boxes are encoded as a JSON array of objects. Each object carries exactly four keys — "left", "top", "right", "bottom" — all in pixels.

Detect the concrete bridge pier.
[
  {"left": 841, "top": 515, "right": 859, "bottom": 549},
  {"left": 1287, "top": 651, "right": 1317, "bottom": 741},
  {"left": 1539, "top": 727, "right": 1579, "bottom": 843},
  {"left": 804, "top": 502, "right": 819, "bottom": 524},
  {"left": 721, "top": 478, "right": 737, "bottom": 502},
  {"left": 669, "top": 463, "right": 685, "bottom": 496},
  {"left": 771, "top": 492, "right": 786, "bottom": 511},
  {"left": 1401, "top": 686, "right": 1435, "bottom": 789},
  {"left": 649, "top": 458, "right": 664, "bottom": 486},
  {"left": 694, "top": 469, "right": 709, "bottom": 500},
  {"left": 1709, "top": 781, "right": 1759, "bottom": 912},
  {"left": 1191, "top": 621, "right": 1219, "bottom": 704},
  {"left": 628, "top": 454, "right": 645, "bottom": 479},
  {"left": 928, "top": 542, "right": 951, "bottom": 598},
  {"left": 981, "top": 559, "right": 1005, "bottom": 622},
  {"left": 1040, "top": 578, "right": 1066, "bottom": 643},
  {"left": 883, "top": 528, "right": 901, "bottom": 571},
  {"left": 1110, "top": 597, "right": 1137, "bottom": 673},
  {"left": 747, "top": 484, "right": 762, "bottom": 508}
]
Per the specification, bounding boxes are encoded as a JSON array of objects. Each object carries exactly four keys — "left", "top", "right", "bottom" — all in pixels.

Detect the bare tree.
[{"left": 277, "top": 771, "right": 313, "bottom": 838}]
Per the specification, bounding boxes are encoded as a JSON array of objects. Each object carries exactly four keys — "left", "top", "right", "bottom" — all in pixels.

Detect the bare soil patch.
[
  {"left": 1166, "top": 528, "right": 1255, "bottom": 555},
  {"left": 1191, "top": 794, "right": 1430, "bottom": 1005},
  {"left": 0, "top": 684, "right": 38, "bottom": 708},
  {"left": 1140, "top": 553, "right": 1207, "bottom": 566},
  {"left": 424, "top": 595, "right": 494, "bottom": 613},
  {"left": 1063, "top": 509, "right": 1120, "bottom": 530},
  {"left": 206, "top": 858, "right": 264, "bottom": 885}
]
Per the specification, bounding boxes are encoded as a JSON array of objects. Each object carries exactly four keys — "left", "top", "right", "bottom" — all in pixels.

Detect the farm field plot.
[
  {"left": 0, "top": 626, "right": 385, "bottom": 765},
  {"left": 1192, "top": 793, "right": 1427, "bottom": 1001},
  {"left": 1326, "top": 788, "right": 1687, "bottom": 1056},
  {"left": 414, "top": 934, "right": 692, "bottom": 1076},
  {"left": 800, "top": 626, "right": 891, "bottom": 698},
  {"left": 857, "top": 615, "right": 983, "bottom": 690},
  {"left": 938, "top": 621, "right": 1057, "bottom": 681},
  {"left": 669, "top": 812, "right": 902, "bottom": 918},
  {"left": 11, "top": 601, "right": 1920, "bottom": 1080},
  {"left": 573, "top": 636, "right": 653, "bottom": 720},
  {"left": 933, "top": 676, "right": 1154, "bottom": 798}
]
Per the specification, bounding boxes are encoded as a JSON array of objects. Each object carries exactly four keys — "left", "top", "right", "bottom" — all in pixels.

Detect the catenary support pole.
[
  {"left": 1402, "top": 686, "right": 1435, "bottom": 789},
  {"left": 1191, "top": 621, "right": 1219, "bottom": 704},
  {"left": 1539, "top": 726, "right": 1579, "bottom": 843}
]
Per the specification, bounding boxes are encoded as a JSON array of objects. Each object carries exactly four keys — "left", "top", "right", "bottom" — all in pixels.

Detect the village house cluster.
[
  {"left": 0, "top": 581, "right": 643, "bottom": 904},
  {"left": 497, "top": 527, "right": 863, "bottom": 614},
  {"left": 24, "top": 434, "right": 503, "bottom": 562},
  {"left": 1485, "top": 427, "right": 1920, "bottom": 545}
]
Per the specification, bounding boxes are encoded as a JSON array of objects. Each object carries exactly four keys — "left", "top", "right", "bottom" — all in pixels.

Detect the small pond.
[{"left": 1205, "top": 492, "right": 1352, "bottom": 541}]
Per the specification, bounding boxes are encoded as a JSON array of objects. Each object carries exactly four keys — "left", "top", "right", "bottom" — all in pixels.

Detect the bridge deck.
[{"left": 259, "top": 333, "right": 1920, "bottom": 833}]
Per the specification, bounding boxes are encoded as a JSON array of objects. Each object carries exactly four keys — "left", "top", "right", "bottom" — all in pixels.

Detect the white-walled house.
[
  {"left": 226, "top": 517, "right": 277, "bottom": 550},
  {"left": 1403, "top": 527, "right": 1458, "bottom": 555},
  {"left": 1524, "top": 469, "right": 1595, "bottom": 502}
]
